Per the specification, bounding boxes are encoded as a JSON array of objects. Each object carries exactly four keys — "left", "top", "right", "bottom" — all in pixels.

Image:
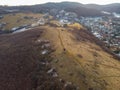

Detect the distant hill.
[
  {"left": 0, "top": 2, "right": 104, "bottom": 16},
  {"left": 64, "top": 6, "right": 103, "bottom": 16},
  {"left": 1, "top": 2, "right": 120, "bottom": 16},
  {"left": 85, "top": 3, "right": 120, "bottom": 13}
]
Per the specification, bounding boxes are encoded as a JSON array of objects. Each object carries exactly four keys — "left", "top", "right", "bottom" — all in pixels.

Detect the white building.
[{"left": 37, "top": 18, "right": 45, "bottom": 25}]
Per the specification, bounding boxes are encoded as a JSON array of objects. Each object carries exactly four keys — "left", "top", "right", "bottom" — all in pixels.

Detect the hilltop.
[{"left": 0, "top": 21, "right": 120, "bottom": 90}]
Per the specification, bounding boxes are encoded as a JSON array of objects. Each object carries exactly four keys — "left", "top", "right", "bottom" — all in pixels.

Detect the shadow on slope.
[{"left": 0, "top": 28, "right": 76, "bottom": 90}]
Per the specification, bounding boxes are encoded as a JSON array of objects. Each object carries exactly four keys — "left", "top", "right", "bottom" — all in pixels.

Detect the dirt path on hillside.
[
  {"left": 56, "top": 28, "right": 120, "bottom": 89},
  {"left": 57, "top": 29, "right": 91, "bottom": 77},
  {"left": 0, "top": 28, "right": 77, "bottom": 90},
  {"left": 58, "top": 29, "right": 65, "bottom": 50}
]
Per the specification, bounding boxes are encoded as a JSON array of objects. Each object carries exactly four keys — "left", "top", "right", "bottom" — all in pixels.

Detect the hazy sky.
[{"left": 1, "top": 0, "right": 120, "bottom": 6}]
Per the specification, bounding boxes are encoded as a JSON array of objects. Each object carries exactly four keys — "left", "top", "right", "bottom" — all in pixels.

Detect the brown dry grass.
[
  {"left": 0, "top": 28, "right": 76, "bottom": 90},
  {"left": 0, "top": 13, "right": 43, "bottom": 30},
  {"left": 0, "top": 23, "right": 120, "bottom": 90},
  {"left": 41, "top": 24, "right": 120, "bottom": 90}
]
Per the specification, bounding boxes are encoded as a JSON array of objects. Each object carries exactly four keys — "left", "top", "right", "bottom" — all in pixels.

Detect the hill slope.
[
  {"left": 0, "top": 2, "right": 104, "bottom": 17},
  {"left": 85, "top": 3, "right": 120, "bottom": 13},
  {"left": 0, "top": 23, "right": 120, "bottom": 90},
  {"left": 0, "top": 28, "right": 76, "bottom": 90},
  {"left": 41, "top": 24, "right": 120, "bottom": 90},
  {"left": 1, "top": 2, "right": 120, "bottom": 16}
]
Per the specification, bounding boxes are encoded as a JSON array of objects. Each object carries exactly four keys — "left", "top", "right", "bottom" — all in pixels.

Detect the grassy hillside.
[
  {"left": 0, "top": 28, "right": 76, "bottom": 90},
  {"left": 0, "top": 13, "right": 43, "bottom": 30},
  {"left": 0, "top": 22, "right": 120, "bottom": 90},
  {"left": 41, "top": 24, "right": 120, "bottom": 90}
]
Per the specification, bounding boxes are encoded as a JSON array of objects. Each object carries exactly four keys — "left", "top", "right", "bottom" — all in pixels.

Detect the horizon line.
[{"left": 0, "top": 1, "right": 120, "bottom": 7}]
